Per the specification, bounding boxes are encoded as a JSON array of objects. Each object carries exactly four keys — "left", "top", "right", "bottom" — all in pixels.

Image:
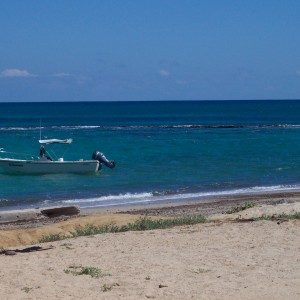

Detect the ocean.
[{"left": 1, "top": 100, "right": 300, "bottom": 211}]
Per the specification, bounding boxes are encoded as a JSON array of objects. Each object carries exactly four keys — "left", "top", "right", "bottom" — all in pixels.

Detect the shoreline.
[
  {"left": 115, "top": 189, "right": 300, "bottom": 217},
  {"left": 0, "top": 189, "right": 299, "bottom": 233}
]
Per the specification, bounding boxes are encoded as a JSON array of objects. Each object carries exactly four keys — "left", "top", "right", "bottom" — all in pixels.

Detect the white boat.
[{"left": 0, "top": 139, "right": 115, "bottom": 175}]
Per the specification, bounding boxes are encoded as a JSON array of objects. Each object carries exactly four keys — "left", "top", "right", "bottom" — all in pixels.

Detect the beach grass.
[
  {"left": 72, "top": 215, "right": 207, "bottom": 237},
  {"left": 38, "top": 215, "right": 207, "bottom": 243},
  {"left": 224, "top": 202, "right": 256, "bottom": 214},
  {"left": 37, "top": 212, "right": 300, "bottom": 244},
  {"left": 256, "top": 212, "right": 300, "bottom": 221},
  {"left": 38, "top": 233, "right": 67, "bottom": 243}
]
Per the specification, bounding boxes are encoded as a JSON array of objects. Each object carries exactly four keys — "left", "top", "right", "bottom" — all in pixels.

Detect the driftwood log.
[
  {"left": 40, "top": 206, "right": 80, "bottom": 218},
  {"left": 1, "top": 246, "right": 55, "bottom": 256}
]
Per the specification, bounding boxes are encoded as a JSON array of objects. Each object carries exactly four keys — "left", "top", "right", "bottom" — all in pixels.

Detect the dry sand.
[{"left": 0, "top": 193, "right": 299, "bottom": 299}]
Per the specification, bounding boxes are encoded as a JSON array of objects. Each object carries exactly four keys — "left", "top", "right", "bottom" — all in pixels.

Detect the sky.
[{"left": 0, "top": 0, "right": 300, "bottom": 102}]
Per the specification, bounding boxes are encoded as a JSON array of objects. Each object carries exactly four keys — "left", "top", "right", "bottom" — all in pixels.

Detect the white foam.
[
  {"left": 60, "top": 184, "right": 300, "bottom": 209},
  {"left": 62, "top": 192, "right": 153, "bottom": 205}
]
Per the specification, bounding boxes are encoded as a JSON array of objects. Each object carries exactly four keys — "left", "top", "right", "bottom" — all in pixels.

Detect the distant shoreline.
[{"left": 1, "top": 99, "right": 300, "bottom": 104}]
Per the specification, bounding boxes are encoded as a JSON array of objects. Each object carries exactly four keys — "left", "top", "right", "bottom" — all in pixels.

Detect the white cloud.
[
  {"left": 159, "top": 69, "right": 170, "bottom": 77},
  {"left": 51, "top": 72, "right": 72, "bottom": 78},
  {"left": 176, "top": 80, "right": 187, "bottom": 85},
  {"left": 0, "top": 68, "right": 36, "bottom": 78}
]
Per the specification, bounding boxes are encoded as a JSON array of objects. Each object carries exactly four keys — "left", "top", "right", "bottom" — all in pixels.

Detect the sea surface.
[{"left": 1, "top": 100, "right": 300, "bottom": 211}]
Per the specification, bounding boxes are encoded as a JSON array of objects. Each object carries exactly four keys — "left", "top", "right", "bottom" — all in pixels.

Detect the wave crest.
[{"left": 1, "top": 124, "right": 300, "bottom": 131}]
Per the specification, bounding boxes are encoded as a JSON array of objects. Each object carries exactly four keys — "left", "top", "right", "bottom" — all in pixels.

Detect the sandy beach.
[{"left": 0, "top": 192, "right": 299, "bottom": 299}]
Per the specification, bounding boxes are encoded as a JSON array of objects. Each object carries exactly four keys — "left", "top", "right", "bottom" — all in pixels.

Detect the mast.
[{"left": 39, "top": 119, "right": 42, "bottom": 140}]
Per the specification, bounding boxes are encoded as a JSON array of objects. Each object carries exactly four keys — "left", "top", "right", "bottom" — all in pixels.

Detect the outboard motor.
[{"left": 92, "top": 151, "right": 116, "bottom": 169}]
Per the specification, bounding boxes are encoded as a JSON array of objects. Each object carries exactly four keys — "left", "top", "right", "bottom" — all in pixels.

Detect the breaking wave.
[
  {"left": 60, "top": 184, "right": 300, "bottom": 209},
  {"left": 1, "top": 124, "right": 300, "bottom": 131}
]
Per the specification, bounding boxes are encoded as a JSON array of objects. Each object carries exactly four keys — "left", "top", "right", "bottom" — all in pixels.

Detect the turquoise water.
[{"left": 1, "top": 100, "right": 300, "bottom": 210}]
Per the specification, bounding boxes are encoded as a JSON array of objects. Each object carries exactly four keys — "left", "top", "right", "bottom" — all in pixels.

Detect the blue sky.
[{"left": 0, "top": 0, "right": 300, "bottom": 102}]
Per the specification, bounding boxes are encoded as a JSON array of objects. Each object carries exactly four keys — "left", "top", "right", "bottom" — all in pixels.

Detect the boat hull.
[{"left": 0, "top": 159, "right": 100, "bottom": 174}]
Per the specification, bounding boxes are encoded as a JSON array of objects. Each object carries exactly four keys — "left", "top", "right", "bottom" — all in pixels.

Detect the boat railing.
[{"left": 0, "top": 149, "right": 35, "bottom": 160}]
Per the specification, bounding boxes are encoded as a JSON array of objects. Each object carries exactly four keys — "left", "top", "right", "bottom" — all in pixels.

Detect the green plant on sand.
[
  {"left": 38, "top": 233, "right": 68, "bottom": 243},
  {"left": 38, "top": 215, "right": 207, "bottom": 243},
  {"left": 37, "top": 211, "right": 300, "bottom": 244},
  {"left": 225, "top": 202, "right": 256, "bottom": 214},
  {"left": 255, "top": 212, "right": 300, "bottom": 221},
  {"left": 64, "top": 265, "right": 110, "bottom": 278}
]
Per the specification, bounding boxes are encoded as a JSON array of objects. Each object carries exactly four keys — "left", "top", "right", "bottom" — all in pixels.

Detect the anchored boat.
[{"left": 0, "top": 138, "right": 115, "bottom": 175}]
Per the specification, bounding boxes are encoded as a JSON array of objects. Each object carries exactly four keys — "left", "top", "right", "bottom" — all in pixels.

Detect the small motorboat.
[{"left": 0, "top": 138, "right": 115, "bottom": 175}]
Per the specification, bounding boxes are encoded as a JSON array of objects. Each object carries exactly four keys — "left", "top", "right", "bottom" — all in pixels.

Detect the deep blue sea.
[{"left": 1, "top": 100, "right": 300, "bottom": 211}]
